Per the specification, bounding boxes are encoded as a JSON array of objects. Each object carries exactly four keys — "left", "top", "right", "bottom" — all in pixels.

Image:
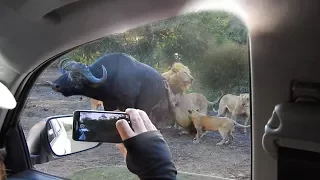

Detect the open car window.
[{"left": 20, "top": 11, "right": 251, "bottom": 179}]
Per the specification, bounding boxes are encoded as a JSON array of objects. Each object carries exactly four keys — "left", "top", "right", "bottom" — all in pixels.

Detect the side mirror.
[
  {"left": 27, "top": 115, "right": 100, "bottom": 165},
  {"left": 45, "top": 116, "right": 100, "bottom": 156}
]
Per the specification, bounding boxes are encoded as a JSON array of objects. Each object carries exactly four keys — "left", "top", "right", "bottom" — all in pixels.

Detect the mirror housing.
[
  {"left": 26, "top": 115, "right": 100, "bottom": 165},
  {"left": 45, "top": 115, "right": 100, "bottom": 156}
]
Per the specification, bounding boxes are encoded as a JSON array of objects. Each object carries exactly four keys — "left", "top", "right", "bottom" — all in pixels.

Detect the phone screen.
[{"left": 72, "top": 110, "right": 130, "bottom": 143}]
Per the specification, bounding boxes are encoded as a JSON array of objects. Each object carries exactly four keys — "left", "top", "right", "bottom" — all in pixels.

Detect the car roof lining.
[
  {"left": 0, "top": 0, "right": 190, "bottom": 74},
  {"left": 0, "top": 0, "right": 294, "bottom": 74}
]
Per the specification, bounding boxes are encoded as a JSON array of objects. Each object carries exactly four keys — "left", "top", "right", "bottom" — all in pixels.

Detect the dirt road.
[{"left": 20, "top": 68, "right": 251, "bottom": 179}]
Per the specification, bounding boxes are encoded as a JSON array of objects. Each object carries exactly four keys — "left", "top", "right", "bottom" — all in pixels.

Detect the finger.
[
  {"left": 137, "top": 109, "right": 157, "bottom": 131},
  {"left": 116, "top": 119, "right": 135, "bottom": 141},
  {"left": 126, "top": 108, "right": 147, "bottom": 134},
  {"left": 115, "top": 143, "right": 127, "bottom": 158}
]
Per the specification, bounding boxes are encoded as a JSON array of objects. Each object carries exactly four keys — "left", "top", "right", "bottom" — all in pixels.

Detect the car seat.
[{"left": 263, "top": 80, "right": 320, "bottom": 179}]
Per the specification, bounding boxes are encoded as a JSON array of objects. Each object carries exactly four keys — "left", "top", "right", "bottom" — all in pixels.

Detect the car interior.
[{"left": 0, "top": 0, "right": 319, "bottom": 179}]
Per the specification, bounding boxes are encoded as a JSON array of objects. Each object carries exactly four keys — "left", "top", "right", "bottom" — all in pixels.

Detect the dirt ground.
[{"left": 20, "top": 68, "right": 251, "bottom": 180}]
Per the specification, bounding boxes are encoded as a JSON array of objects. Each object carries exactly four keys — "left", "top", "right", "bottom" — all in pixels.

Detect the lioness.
[
  {"left": 188, "top": 109, "right": 250, "bottom": 145},
  {"left": 90, "top": 98, "right": 104, "bottom": 110},
  {"left": 187, "top": 92, "right": 220, "bottom": 114},
  {"left": 217, "top": 93, "right": 250, "bottom": 133}
]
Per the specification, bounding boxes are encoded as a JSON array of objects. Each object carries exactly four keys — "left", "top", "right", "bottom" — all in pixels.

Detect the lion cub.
[{"left": 188, "top": 109, "right": 250, "bottom": 145}]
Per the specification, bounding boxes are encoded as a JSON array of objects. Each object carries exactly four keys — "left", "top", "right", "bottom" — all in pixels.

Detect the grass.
[{"left": 69, "top": 166, "right": 231, "bottom": 180}]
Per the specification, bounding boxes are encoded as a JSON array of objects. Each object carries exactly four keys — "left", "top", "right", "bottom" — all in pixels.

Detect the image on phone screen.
[{"left": 73, "top": 111, "right": 130, "bottom": 143}]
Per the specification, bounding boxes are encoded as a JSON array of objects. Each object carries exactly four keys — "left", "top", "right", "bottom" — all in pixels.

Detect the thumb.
[
  {"left": 115, "top": 143, "right": 127, "bottom": 158},
  {"left": 116, "top": 119, "right": 135, "bottom": 141}
]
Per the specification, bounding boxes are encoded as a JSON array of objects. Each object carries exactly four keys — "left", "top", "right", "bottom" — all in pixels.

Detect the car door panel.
[{"left": 8, "top": 169, "right": 67, "bottom": 180}]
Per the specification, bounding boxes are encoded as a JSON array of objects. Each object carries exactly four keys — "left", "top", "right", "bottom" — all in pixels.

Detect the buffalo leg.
[
  {"left": 102, "top": 100, "right": 121, "bottom": 111},
  {"left": 163, "top": 81, "right": 177, "bottom": 111},
  {"left": 149, "top": 97, "right": 169, "bottom": 129},
  {"left": 163, "top": 81, "right": 187, "bottom": 134}
]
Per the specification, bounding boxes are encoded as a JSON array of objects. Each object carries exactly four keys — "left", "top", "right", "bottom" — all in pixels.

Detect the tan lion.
[
  {"left": 166, "top": 92, "right": 221, "bottom": 129},
  {"left": 217, "top": 93, "right": 250, "bottom": 133},
  {"left": 161, "top": 62, "right": 194, "bottom": 128},
  {"left": 162, "top": 62, "right": 194, "bottom": 94},
  {"left": 187, "top": 93, "right": 221, "bottom": 114},
  {"left": 187, "top": 109, "right": 250, "bottom": 145},
  {"left": 90, "top": 98, "right": 104, "bottom": 110},
  {"left": 90, "top": 99, "right": 123, "bottom": 112},
  {"left": 164, "top": 80, "right": 197, "bottom": 134},
  {"left": 161, "top": 63, "right": 220, "bottom": 114},
  {"left": 161, "top": 63, "right": 220, "bottom": 129}
]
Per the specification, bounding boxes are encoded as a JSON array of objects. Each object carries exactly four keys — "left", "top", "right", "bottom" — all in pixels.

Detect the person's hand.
[
  {"left": 115, "top": 143, "right": 127, "bottom": 158},
  {"left": 115, "top": 108, "right": 157, "bottom": 158},
  {"left": 115, "top": 108, "right": 177, "bottom": 179}
]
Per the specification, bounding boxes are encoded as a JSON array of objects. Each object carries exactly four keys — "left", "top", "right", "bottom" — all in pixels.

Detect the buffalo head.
[{"left": 47, "top": 59, "right": 108, "bottom": 97}]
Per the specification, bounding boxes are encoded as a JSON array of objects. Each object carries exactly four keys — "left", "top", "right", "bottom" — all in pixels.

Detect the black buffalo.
[{"left": 48, "top": 53, "right": 171, "bottom": 127}]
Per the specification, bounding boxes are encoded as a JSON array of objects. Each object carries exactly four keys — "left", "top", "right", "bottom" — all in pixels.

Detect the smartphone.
[{"left": 72, "top": 110, "right": 131, "bottom": 143}]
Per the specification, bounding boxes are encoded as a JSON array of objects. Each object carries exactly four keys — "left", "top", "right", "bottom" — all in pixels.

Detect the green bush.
[{"left": 188, "top": 42, "right": 249, "bottom": 100}]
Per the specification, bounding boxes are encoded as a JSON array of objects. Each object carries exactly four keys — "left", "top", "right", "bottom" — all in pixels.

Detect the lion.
[
  {"left": 164, "top": 91, "right": 221, "bottom": 129},
  {"left": 90, "top": 98, "right": 104, "bottom": 110},
  {"left": 161, "top": 62, "right": 194, "bottom": 129},
  {"left": 187, "top": 92, "right": 221, "bottom": 115},
  {"left": 161, "top": 63, "right": 220, "bottom": 129},
  {"left": 187, "top": 109, "right": 250, "bottom": 145},
  {"left": 217, "top": 93, "right": 250, "bottom": 133},
  {"left": 162, "top": 62, "right": 194, "bottom": 94},
  {"left": 163, "top": 80, "right": 197, "bottom": 134},
  {"left": 90, "top": 99, "right": 123, "bottom": 113}
]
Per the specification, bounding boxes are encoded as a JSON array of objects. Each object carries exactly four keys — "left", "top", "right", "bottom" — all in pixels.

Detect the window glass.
[
  {"left": 51, "top": 119, "right": 61, "bottom": 135},
  {"left": 21, "top": 11, "right": 250, "bottom": 179},
  {"left": 48, "top": 124, "right": 55, "bottom": 143}
]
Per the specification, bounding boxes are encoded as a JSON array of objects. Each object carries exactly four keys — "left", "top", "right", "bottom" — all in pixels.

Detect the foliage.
[{"left": 58, "top": 11, "right": 249, "bottom": 101}]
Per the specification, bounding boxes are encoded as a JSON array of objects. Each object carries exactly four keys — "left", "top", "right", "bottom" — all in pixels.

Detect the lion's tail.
[
  {"left": 233, "top": 121, "right": 250, "bottom": 128},
  {"left": 207, "top": 91, "right": 224, "bottom": 111}
]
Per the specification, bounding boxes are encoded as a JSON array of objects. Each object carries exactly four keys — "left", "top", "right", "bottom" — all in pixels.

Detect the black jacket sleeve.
[{"left": 123, "top": 130, "right": 177, "bottom": 180}]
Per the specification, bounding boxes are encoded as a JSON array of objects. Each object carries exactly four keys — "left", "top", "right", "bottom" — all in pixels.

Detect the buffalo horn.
[
  {"left": 58, "top": 58, "right": 78, "bottom": 74},
  {"left": 70, "top": 64, "right": 108, "bottom": 85}
]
